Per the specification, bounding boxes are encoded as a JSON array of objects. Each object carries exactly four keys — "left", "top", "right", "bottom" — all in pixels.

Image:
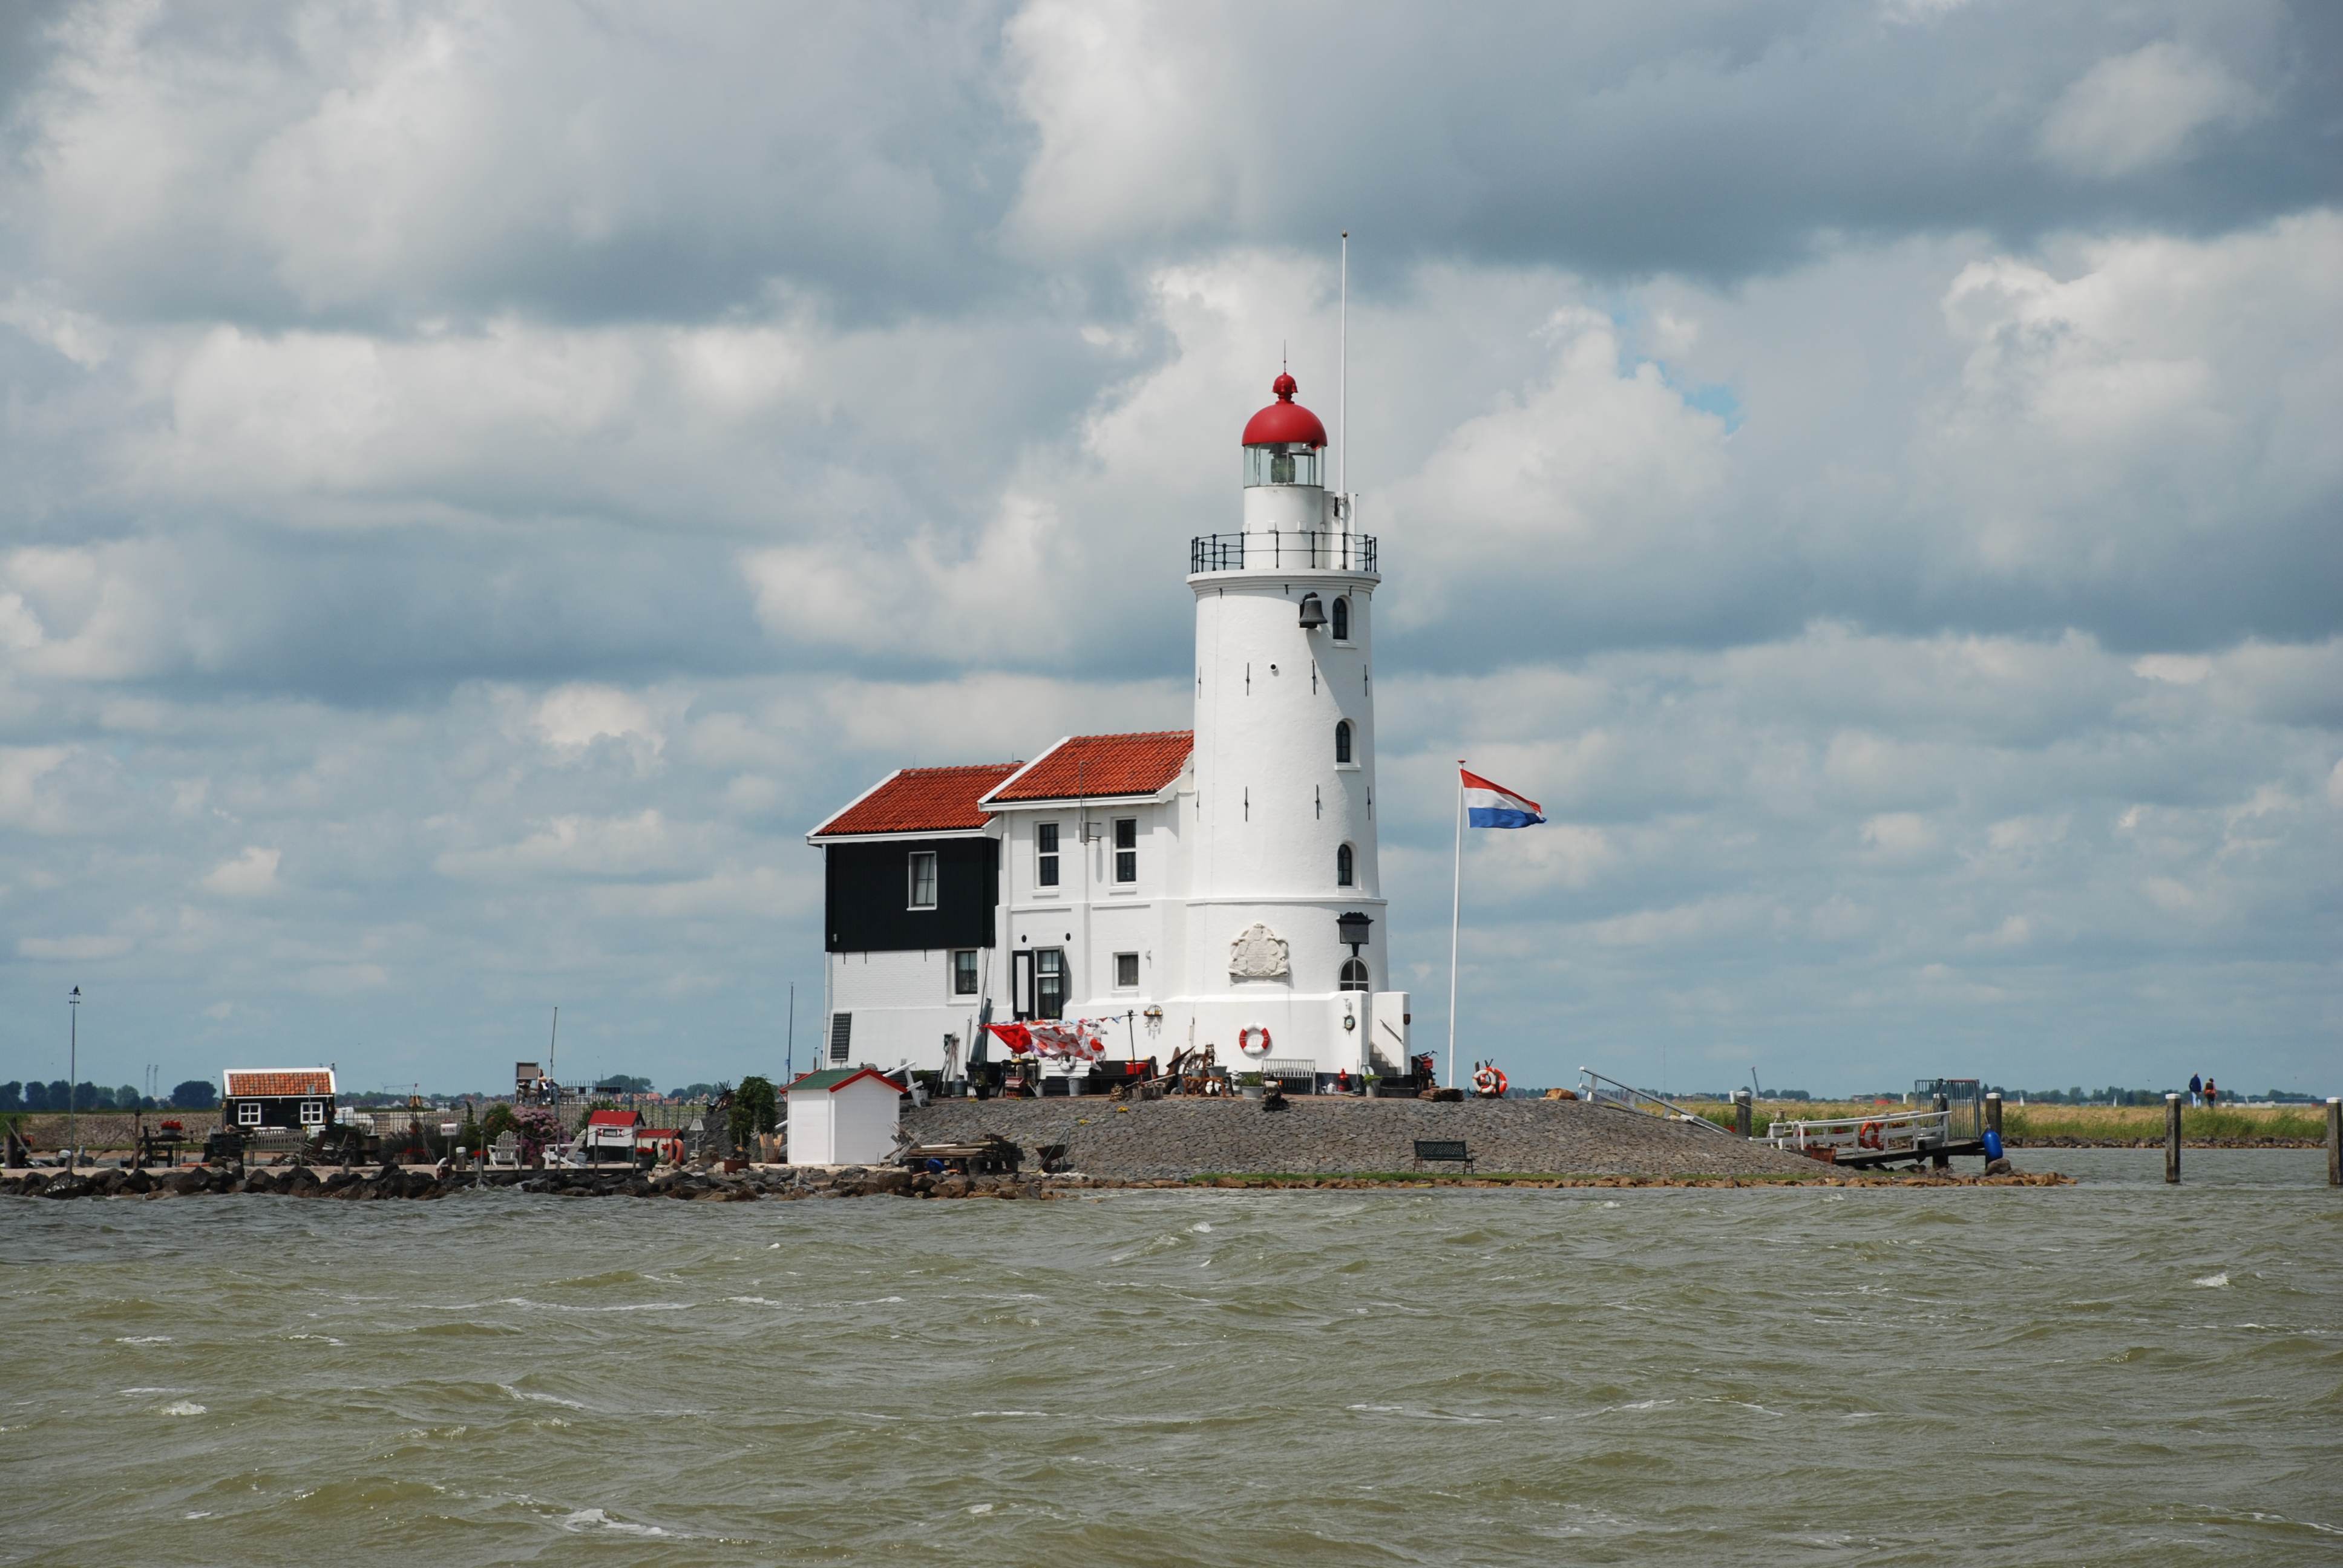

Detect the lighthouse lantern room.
[{"left": 808, "top": 368, "right": 1407, "bottom": 1089}]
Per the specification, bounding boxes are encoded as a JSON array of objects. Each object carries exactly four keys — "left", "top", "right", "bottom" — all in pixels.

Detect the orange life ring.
[
  {"left": 1472, "top": 1066, "right": 1507, "bottom": 1097},
  {"left": 1237, "top": 1025, "right": 1272, "bottom": 1056},
  {"left": 1858, "top": 1120, "right": 1884, "bottom": 1150}
]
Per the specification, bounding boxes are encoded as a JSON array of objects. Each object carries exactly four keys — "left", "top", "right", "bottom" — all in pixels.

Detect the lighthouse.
[
  {"left": 807, "top": 365, "right": 1408, "bottom": 1086},
  {"left": 1181, "top": 371, "right": 1394, "bottom": 1076}
]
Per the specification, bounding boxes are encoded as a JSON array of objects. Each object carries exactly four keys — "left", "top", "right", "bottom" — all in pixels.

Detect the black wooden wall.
[{"left": 824, "top": 837, "right": 998, "bottom": 953}]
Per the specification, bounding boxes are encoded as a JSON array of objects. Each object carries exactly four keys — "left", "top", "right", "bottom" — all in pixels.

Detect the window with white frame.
[
  {"left": 1340, "top": 958, "right": 1371, "bottom": 991},
  {"left": 952, "top": 949, "right": 980, "bottom": 996},
  {"left": 1337, "top": 843, "right": 1355, "bottom": 886},
  {"left": 1113, "top": 817, "right": 1138, "bottom": 883},
  {"left": 1331, "top": 595, "right": 1351, "bottom": 641},
  {"left": 300, "top": 1100, "right": 326, "bottom": 1126},
  {"left": 908, "top": 850, "right": 937, "bottom": 909},
  {"left": 238, "top": 1100, "right": 262, "bottom": 1126},
  {"left": 1115, "top": 952, "right": 1140, "bottom": 988},
  {"left": 1036, "top": 822, "right": 1060, "bottom": 888},
  {"left": 1334, "top": 719, "right": 1353, "bottom": 765}
]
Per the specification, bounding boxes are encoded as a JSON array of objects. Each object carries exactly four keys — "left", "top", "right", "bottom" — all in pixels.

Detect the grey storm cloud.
[{"left": 1, "top": 1, "right": 2338, "bottom": 1097}]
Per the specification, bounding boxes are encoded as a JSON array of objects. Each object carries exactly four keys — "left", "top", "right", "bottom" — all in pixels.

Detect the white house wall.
[{"left": 826, "top": 947, "right": 988, "bottom": 1076}]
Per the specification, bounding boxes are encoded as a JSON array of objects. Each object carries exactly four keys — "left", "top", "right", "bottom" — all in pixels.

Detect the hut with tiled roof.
[{"left": 220, "top": 1068, "right": 337, "bottom": 1135}]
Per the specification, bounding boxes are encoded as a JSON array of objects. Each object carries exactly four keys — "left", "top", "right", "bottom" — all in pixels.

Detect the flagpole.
[{"left": 1447, "top": 759, "right": 1464, "bottom": 1089}]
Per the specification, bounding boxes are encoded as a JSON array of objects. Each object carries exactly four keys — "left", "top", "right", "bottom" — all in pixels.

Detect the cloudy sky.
[{"left": 2, "top": 0, "right": 2337, "bottom": 1099}]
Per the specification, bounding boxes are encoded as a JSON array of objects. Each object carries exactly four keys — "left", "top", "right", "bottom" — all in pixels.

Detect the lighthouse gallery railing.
[{"left": 1190, "top": 531, "right": 1377, "bottom": 575}]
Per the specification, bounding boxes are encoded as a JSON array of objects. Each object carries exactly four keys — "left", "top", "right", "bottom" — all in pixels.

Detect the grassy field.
[{"left": 1688, "top": 1100, "right": 2328, "bottom": 1143}]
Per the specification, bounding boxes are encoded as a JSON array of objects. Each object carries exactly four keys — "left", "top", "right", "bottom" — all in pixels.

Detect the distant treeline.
[
  {"left": 1673, "top": 1083, "right": 2324, "bottom": 1106},
  {"left": 1, "top": 1080, "right": 217, "bottom": 1112}
]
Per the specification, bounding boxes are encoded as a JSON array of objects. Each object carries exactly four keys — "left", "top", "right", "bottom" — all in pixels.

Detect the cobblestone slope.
[{"left": 900, "top": 1096, "right": 1829, "bottom": 1178}]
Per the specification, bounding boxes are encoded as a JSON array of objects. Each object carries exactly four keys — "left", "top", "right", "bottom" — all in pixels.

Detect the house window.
[
  {"left": 1340, "top": 958, "right": 1371, "bottom": 992},
  {"left": 1337, "top": 843, "right": 1355, "bottom": 886},
  {"left": 828, "top": 1011, "right": 853, "bottom": 1063},
  {"left": 1334, "top": 720, "right": 1352, "bottom": 765},
  {"left": 238, "top": 1100, "right": 262, "bottom": 1126},
  {"left": 908, "top": 851, "right": 937, "bottom": 909},
  {"left": 1113, "top": 818, "right": 1138, "bottom": 883},
  {"left": 1115, "top": 952, "right": 1140, "bottom": 989},
  {"left": 300, "top": 1100, "right": 325, "bottom": 1126},
  {"left": 1036, "top": 823, "right": 1060, "bottom": 888},
  {"left": 1331, "top": 596, "right": 1350, "bottom": 641},
  {"left": 1035, "top": 949, "right": 1066, "bottom": 1019},
  {"left": 952, "top": 949, "right": 980, "bottom": 996}
]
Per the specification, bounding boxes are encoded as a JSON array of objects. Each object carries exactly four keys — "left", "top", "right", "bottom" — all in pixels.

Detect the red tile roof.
[
  {"left": 223, "top": 1069, "right": 335, "bottom": 1097},
  {"left": 587, "top": 1109, "right": 643, "bottom": 1128},
  {"left": 987, "top": 731, "right": 1193, "bottom": 803},
  {"left": 812, "top": 762, "right": 1023, "bottom": 837}
]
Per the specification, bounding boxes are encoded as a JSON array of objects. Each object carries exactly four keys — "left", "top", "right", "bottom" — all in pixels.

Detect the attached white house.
[{"left": 806, "top": 369, "right": 1411, "bottom": 1086}]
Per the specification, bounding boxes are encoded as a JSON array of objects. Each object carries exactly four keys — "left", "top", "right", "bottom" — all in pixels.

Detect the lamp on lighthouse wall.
[{"left": 1336, "top": 910, "right": 1372, "bottom": 954}]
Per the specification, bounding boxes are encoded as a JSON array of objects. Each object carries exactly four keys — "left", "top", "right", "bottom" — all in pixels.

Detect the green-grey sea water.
[{"left": 4, "top": 1149, "right": 2338, "bottom": 1566}]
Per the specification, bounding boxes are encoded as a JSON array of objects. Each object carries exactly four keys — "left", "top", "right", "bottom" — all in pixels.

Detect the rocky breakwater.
[
  {"left": 900, "top": 1095, "right": 1843, "bottom": 1180},
  {"left": 0, "top": 1163, "right": 1089, "bottom": 1203}
]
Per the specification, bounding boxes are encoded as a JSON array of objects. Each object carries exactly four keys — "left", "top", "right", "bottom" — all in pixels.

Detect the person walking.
[
  {"left": 2203, "top": 1077, "right": 2218, "bottom": 1108},
  {"left": 2189, "top": 1073, "right": 2203, "bottom": 1108}
]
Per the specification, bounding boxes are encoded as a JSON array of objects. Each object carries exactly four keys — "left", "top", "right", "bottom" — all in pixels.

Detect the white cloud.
[
  {"left": 201, "top": 846, "right": 281, "bottom": 898},
  {"left": 2039, "top": 42, "right": 2261, "bottom": 179}
]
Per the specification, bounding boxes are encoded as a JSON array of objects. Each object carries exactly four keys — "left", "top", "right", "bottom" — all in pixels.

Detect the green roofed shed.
[{"left": 786, "top": 1067, "right": 902, "bottom": 1095}]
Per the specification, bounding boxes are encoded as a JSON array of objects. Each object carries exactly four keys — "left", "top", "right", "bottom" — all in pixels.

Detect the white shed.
[{"left": 784, "top": 1067, "right": 903, "bottom": 1166}]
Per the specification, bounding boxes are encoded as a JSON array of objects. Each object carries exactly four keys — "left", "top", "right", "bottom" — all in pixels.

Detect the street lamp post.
[{"left": 67, "top": 986, "right": 81, "bottom": 1171}]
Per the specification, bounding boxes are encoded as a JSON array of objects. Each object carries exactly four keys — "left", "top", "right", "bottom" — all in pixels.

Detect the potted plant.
[{"left": 1238, "top": 1071, "right": 1265, "bottom": 1101}]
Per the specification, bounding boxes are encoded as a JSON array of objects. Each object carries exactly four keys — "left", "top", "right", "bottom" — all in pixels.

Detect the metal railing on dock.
[
  {"left": 1577, "top": 1070, "right": 1734, "bottom": 1136},
  {"left": 1765, "top": 1108, "right": 1952, "bottom": 1161}
]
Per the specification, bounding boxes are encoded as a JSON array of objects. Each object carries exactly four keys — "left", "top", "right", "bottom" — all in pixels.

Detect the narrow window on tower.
[
  {"left": 1331, "top": 596, "right": 1350, "bottom": 641},
  {"left": 1337, "top": 843, "right": 1354, "bottom": 886},
  {"left": 1334, "top": 720, "right": 1353, "bottom": 765},
  {"left": 1113, "top": 818, "right": 1138, "bottom": 883},
  {"left": 908, "top": 851, "right": 938, "bottom": 909},
  {"left": 1036, "top": 823, "right": 1060, "bottom": 889}
]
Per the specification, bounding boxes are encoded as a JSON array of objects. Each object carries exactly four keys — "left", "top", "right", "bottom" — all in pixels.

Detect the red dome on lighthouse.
[{"left": 1241, "top": 371, "right": 1328, "bottom": 448}]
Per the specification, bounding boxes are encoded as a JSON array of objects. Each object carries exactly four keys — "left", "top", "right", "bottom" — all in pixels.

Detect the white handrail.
[{"left": 1577, "top": 1068, "right": 1733, "bottom": 1136}]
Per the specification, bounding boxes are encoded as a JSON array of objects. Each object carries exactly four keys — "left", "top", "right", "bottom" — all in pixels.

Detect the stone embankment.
[
  {"left": 0, "top": 1161, "right": 2067, "bottom": 1203},
  {"left": 899, "top": 1096, "right": 1837, "bottom": 1179}
]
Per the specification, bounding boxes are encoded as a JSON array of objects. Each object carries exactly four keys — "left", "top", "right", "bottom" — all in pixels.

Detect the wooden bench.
[{"left": 1412, "top": 1138, "right": 1474, "bottom": 1172}]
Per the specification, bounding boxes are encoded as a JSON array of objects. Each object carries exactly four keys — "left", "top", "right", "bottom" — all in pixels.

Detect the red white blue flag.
[{"left": 1461, "top": 768, "right": 1544, "bottom": 829}]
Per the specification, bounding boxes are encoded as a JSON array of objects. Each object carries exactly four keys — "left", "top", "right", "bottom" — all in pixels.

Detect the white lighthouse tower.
[{"left": 1180, "top": 371, "right": 1406, "bottom": 1079}]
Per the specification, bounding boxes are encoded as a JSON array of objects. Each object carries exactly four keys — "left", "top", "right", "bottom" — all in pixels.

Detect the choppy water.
[{"left": 4, "top": 1149, "right": 2338, "bottom": 1566}]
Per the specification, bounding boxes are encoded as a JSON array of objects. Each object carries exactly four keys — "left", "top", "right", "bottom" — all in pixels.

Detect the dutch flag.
[{"left": 1461, "top": 768, "right": 1545, "bottom": 829}]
